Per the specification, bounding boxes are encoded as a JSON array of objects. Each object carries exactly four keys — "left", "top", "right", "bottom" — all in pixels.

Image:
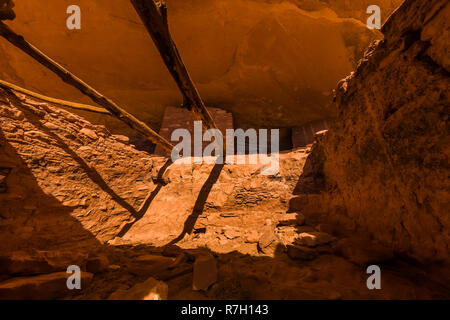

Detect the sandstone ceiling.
[{"left": 0, "top": 0, "right": 403, "bottom": 132}]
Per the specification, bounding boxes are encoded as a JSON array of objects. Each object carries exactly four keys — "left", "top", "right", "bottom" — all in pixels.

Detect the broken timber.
[
  {"left": 130, "top": 0, "right": 219, "bottom": 133},
  {"left": 0, "top": 21, "right": 174, "bottom": 155}
]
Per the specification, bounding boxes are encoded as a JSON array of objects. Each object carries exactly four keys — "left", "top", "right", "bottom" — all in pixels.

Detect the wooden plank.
[{"left": 0, "top": 21, "right": 174, "bottom": 155}]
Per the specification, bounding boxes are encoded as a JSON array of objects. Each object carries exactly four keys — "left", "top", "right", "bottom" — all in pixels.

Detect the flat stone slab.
[{"left": 0, "top": 271, "right": 93, "bottom": 300}]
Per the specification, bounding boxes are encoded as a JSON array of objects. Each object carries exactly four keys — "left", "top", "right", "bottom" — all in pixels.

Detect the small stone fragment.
[
  {"left": 295, "top": 232, "right": 336, "bottom": 247},
  {"left": 108, "top": 265, "right": 121, "bottom": 271},
  {"left": 193, "top": 252, "right": 217, "bottom": 291},
  {"left": 43, "top": 122, "right": 59, "bottom": 130},
  {"left": 286, "top": 245, "right": 317, "bottom": 261},
  {"left": 278, "top": 212, "right": 305, "bottom": 226},
  {"left": 79, "top": 128, "right": 98, "bottom": 140},
  {"left": 222, "top": 226, "right": 240, "bottom": 240},
  {"left": 108, "top": 277, "right": 168, "bottom": 300},
  {"left": 111, "top": 134, "right": 130, "bottom": 145},
  {"left": 244, "top": 230, "right": 259, "bottom": 243}
]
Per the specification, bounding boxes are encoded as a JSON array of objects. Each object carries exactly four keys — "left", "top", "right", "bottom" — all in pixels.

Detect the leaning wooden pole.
[
  {"left": 0, "top": 21, "right": 174, "bottom": 155},
  {"left": 0, "top": 79, "right": 110, "bottom": 115},
  {"left": 130, "top": 0, "right": 219, "bottom": 132}
]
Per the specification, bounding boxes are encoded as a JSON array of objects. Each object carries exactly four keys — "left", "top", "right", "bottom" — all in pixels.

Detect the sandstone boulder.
[{"left": 295, "top": 232, "right": 336, "bottom": 247}]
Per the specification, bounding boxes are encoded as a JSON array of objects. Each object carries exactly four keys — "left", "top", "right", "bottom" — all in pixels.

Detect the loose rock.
[
  {"left": 295, "top": 232, "right": 336, "bottom": 247},
  {"left": 193, "top": 252, "right": 217, "bottom": 291},
  {"left": 86, "top": 255, "right": 110, "bottom": 274},
  {"left": 108, "top": 277, "right": 168, "bottom": 300}
]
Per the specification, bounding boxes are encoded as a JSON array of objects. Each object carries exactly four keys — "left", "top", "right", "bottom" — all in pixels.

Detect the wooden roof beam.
[
  {"left": 0, "top": 21, "right": 174, "bottom": 155},
  {"left": 130, "top": 0, "right": 219, "bottom": 133}
]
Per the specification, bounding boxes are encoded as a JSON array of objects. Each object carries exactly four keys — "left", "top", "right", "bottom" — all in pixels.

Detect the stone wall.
[{"left": 292, "top": 0, "right": 450, "bottom": 264}]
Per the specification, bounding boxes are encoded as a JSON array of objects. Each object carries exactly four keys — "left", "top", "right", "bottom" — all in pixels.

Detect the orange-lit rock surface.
[
  {"left": 1, "top": 85, "right": 448, "bottom": 299},
  {"left": 0, "top": 0, "right": 401, "bottom": 135},
  {"left": 0, "top": 0, "right": 448, "bottom": 300},
  {"left": 292, "top": 0, "right": 449, "bottom": 265}
]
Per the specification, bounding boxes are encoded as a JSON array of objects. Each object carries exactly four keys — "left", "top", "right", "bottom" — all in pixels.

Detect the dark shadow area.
[
  {"left": 0, "top": 166, "right": 11, "bottom": 193},
  {"left": 292, "top": 143, "right": 325, "bottom": 196},
  {"left": 0, "top": 128, "right": 102, "bottom": 254},
  {"left": 288, "top": 141, "right": 450, "bottom": 296},
  {"left": 168, "top": 162, "right": 224, "bottom": 245}
]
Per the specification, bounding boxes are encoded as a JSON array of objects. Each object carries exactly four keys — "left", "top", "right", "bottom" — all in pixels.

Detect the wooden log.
[
  {"left": 130, "top": 0, "right": 219, "bottom": 132},
  {"left": 0, "top": 79, "right": 110, "bottom": 115},
  {"left": 0, "top": 21, "right": 174, "bottom": 155}
]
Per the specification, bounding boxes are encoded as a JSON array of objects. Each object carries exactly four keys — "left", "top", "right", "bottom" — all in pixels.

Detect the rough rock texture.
[
  {"left": 1, "top": 87, "right": 448, "bottom": 299},
  {"left": 0, "top": 271, "right": 93, "bottom": 300},
  {"left": 0, "top": 0, "right": 402, "bottom": 136},
  {"left": 292, "top": 0, "right": 449, "bottom": 264},
  {"left": 0, "top": 87, "right": 166, "bottom": 253}
]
